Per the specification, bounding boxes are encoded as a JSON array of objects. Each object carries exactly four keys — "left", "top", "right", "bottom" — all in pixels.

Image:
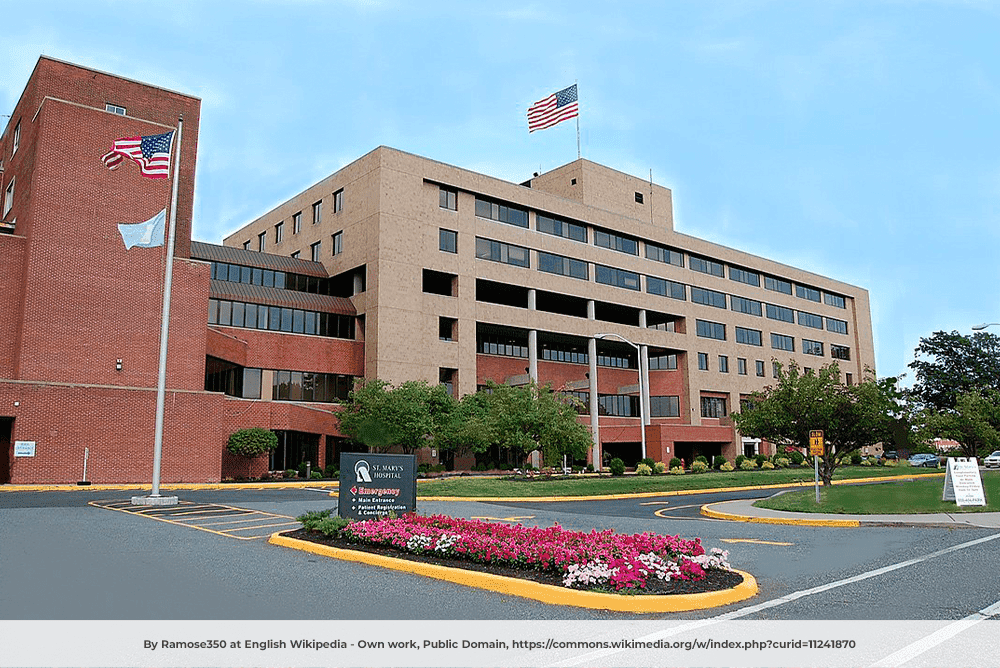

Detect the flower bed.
[{"left": 297, "top": 511, "right": 734, "bottom": 593}]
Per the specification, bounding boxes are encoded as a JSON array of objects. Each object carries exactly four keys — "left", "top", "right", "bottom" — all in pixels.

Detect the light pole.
[
  {"left": 595, "top": 332, "right": 646, "bottom": 461},
  {"left": 972, "top": 323, "right": 1000, "bottom": 331}
]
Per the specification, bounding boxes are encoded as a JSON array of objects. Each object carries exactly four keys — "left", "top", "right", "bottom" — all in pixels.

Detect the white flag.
[{"left": 117, "top": 209, "right": 166, "bottom": 249}]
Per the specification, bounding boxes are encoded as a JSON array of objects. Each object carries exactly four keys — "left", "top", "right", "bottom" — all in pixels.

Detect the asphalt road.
[{"left": 2, "top": 486, "right": 999, "bottom": 622}]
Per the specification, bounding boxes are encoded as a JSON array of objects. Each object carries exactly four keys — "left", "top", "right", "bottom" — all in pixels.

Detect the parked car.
[
  {"left": 984, "top": 451, "right": 1000, "bottom": 468},
  {"left": 882, "top": 450, "right": 898, "bottom": 460},
  {"left": 908, "top": 453, "right": 939, "bottom": 468}
]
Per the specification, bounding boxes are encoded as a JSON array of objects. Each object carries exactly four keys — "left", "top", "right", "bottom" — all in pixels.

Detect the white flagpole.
[
  {"left": 575, "top": 81, "right": 581, "bottom": 159},
  {"left": 133, "top": 116, "right": 183, "bottom": 506}
]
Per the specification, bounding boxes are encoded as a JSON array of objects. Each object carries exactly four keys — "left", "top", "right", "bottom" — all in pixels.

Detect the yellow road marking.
[
  {"left": 653, "top": 504, "right": 702, "bottom": 517},
  {"left": 469, "top": 515, "right": 536, "bottom": 523},
  {"left": 720, "top": 538, "right": 794, "bottom": 546},
  {"left": 89, "top": 499, "right": 299, "bottom": 540}
]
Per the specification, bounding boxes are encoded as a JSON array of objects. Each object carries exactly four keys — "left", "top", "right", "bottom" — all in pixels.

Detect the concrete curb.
[
  {"left": 0, "top": 481, "right": 339, "bottom": 493},
  {"left": 268, "top": 532, "right": 758, "bottom": 613},
  {"left": 700, "top": 502, "right": 862, "bottom": 527}
]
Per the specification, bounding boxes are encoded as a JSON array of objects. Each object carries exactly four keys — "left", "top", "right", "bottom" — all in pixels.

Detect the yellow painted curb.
[
  {"left": 0, "top": 481, "right": 340, "bottom": 493},
  {"left": 268, "top": 532, "right": 757, "bottom": 613},
  {"left": 700, "top": 502, "right": 861, "bottom": 527}
]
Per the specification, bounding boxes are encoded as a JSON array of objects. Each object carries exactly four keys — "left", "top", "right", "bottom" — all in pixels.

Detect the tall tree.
[
  {"left": 336, "top": 379, "right": 455, "bottom": 453},
  {"left": 733, "top": 362, "right": 902, "bottom": 485},
  {"left": 909, "top": 330, "right": 1000, "bottom": 410},
  {"left": 919, "top": 389, "right": 1000, "bottom": 459}
]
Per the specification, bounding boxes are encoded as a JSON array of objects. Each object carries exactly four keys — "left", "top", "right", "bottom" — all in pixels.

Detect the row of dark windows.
[
  {"left": 205, "top": 359, "right": 355, "bottom": 403},
  {"left": 465, "top": 192, "right": 847, "bottom": 310},
  {"left": 208, "top": 299, "right": 355, "bottom": 339},
  {"left": 560, "top": 392, "right": 681, "bottom": 418},
  {"left": 210, "top": 261, "right": 336, "bottom": 295},
  {"left": 477, "top": 335, "right": 639, "bottom": 370}
]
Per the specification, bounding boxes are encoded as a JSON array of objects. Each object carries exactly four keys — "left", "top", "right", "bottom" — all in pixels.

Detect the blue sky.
[{"left": 3, "top": 1, "right": 999, "bottom": 382}]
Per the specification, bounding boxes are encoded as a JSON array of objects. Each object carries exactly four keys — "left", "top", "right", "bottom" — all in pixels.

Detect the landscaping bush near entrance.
[{"left": 296, "top": 511, "right": 733, "bottom": 593}]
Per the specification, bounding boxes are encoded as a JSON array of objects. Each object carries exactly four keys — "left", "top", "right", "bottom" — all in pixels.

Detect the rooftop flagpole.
[
  {"left": 132, "top": 115, "right": 183, "bottom": 506},
  {"left": 575, "top": 80, "right": 581, "bottom": 159}
]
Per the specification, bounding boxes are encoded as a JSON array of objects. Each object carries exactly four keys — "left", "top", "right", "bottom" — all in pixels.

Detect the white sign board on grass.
[{"left": 942, "top": 457, "right": 986, "bottom": 506}]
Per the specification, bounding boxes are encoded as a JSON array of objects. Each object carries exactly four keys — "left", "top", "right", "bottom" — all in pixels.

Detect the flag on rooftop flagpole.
[
  {"left": 102, "top": 130, "right": 175, "bottom": 178},
  {"left": 527, "top": 84, "right": 579, "bottom": 132},
  {"left": 118, "top": 209, "right": 166, "bottom": 249}
]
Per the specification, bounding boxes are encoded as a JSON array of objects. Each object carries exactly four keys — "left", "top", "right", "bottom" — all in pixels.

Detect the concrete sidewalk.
[{"left": 701, "top": 498, "right": 1000, "bottom": 528}]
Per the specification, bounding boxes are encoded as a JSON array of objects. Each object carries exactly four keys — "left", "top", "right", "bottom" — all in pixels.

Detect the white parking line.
[{"left": 869, "top": 599, "right": 1000, "bottom": 667}]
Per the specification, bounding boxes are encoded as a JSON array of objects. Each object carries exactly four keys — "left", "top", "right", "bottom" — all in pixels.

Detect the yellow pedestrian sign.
[{"left": 809, "top": 430, "right": 824, "bottom": 456}]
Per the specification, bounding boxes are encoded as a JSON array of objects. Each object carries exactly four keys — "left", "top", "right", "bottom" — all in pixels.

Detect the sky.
[{"left": 2, "top": 0, "right": 999, "bottom": 382}]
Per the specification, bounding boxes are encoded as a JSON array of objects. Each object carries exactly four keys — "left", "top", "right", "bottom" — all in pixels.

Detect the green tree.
[
  {"left": 226, "top": 427, "right": 278, "bottom": 458},
  {"left": 920, "top": 389, "right": 1000, "bottom": 459},
  {"left": 336, "top": 379, "right": 456, "bottom": 453},
  {"left": 909, "top": 330, "right": 1000, "bottom": 410},
  {"left": 733, "top": 362, "right": 902, "bottom": 485}
]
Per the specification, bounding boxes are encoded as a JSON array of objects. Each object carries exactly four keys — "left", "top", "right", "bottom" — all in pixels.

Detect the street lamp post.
[
  {"left": 972, "top": 323, "right": 1000, "bottom": 331},
  {"left": 595, "top": 332, "right": 647, "bottom": 461}
]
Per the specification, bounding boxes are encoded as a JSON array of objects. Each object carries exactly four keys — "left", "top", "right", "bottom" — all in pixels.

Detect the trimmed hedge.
[{"left": 226, "top": 428, "right": 278, "bottom": 458}]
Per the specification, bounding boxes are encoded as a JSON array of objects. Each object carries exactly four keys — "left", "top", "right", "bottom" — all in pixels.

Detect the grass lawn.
[
  {"left": 755, "top": 469, "right": 1000, "bottom": 514},
  {"left": 415, "top": 465, "right": 942, "bottom": 498}
]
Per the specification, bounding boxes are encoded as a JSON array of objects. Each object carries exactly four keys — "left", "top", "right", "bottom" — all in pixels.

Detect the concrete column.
[
  {"left": 587, "top": 299, "right": 600, "bottom": 468},
  {"left": 527, "top": 289, "right": 538, "bottom": 383}
]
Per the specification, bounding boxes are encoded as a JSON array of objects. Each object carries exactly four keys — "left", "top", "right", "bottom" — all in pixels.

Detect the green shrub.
[
  {"left": 226, "top": 427, "right": 278, "bottom": 458},
  {"left": 714, "top": 456, "right": 728, "bottom": 470},
  {"left": 694, "top": 455, "right": 708, "bottom": 464},
  {"left": 653, "top": 461, "right": 667, "bottom": 474},
  {"left": 754, "top": 454, "right": 768, "bottom": 467},
  {"left": 323, "top": 464, "right": 338, "bottom": 478},
  {"left": 775, "top": 457, "right": 790, "bottom": 469},
  {"left": 861, "top": 458, "right": 873, "bottom": 466},
  {"left": 297, "top": 509, "right": 334, "bottom": 531},
  {"left": 734, "top": 454, "right": 747, "bottom": 468},
  {"left": 641, "top": 457, "right": 656, "bottom": 470},
  {"left": 720, "top": 462, "right": 735, "bottom": 472},
  {"left": 885, "top": 459, "right": 897, "bottom": 467},
  {"left": 310, "top": 471, "right": 322, "bottom": 479},
  {"left": 761, "top": 460, "right": 775, "bottom": 470},
  {"left": 691, "top": 461, "right": 709, "bottom": 473},
  {"left": 586, "top": 463, "right": 594, "bottom": 473},
  {"left": 789, "top": 450, "right": 805, "bottom": 465},
  {"left": 851, "top": 453, "right": 863, "bottom": 465},
  {"left": 876, "top": 458, "right": 885, "bottom": 467},
  {"left": 669, "top": 466, "right": 685, "bottom": 475},
  {"left": 636, "top": 463, "right": 652, "bottom": 476},
  {"left": 669, "top": 457, "right": 682, "bottom": 469},
  {"left": 609, "top": 458, "right": 626, "bottom": 476},
  {"left": 284, "top": 469, "right": 297, "bottom": 478},
  {"left": 740, "top": 458, "right": 757, "bottom": 470}
]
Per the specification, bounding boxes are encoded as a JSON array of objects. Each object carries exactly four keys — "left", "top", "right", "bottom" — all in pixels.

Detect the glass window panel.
[
  {"left": 207, "top": 299, "right": 218, "bottom": 325},
  {"left": 280, "top": 308, "right": 293, "bottom": 332},
  {"left": 269, "top": 306, "right": 281, "bottom": 330},
  {"left": 230, "top": 302, "right": 245, "bottom": 328},
  {"left": 218, "top": 300, "right": 232, "bottom": 326},
  {"left": 274, "top": 272, "right": 286, "bottom": 289},
  {"left": 242, "top": 369, "right": 262, "bottom": 399},
  {"left": 228, "top": 264, "right": 241, "bottom": 282},
  {"left": 240, "top": 266, "right": 252, "bottom": 284},
  {"left": 304, "top": 311, "right": 317, "bottom": 335},
  {"left": 252, "top": 268, "right": 263, "bottom": 285},
  {"left": 292, "top": 309, "right": 305, "bottom": 333}
]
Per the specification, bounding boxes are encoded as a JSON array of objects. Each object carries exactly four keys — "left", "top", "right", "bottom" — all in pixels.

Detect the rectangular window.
[
  {"left": 701, "top": 396, "right": 727, "bottom": 418},
  {"left": 290, "top": 251, "right": 300, "bottom": 259},
  {"left": 690, "top": 255, "right": 725, "bottom": 277},
  {"left": 824, "top": 293, "right": 846, "bottom": 308},
  {"left": 650, "top": 396, "right": 680, "bottom": 417},
  {"left": 696, "top": 319, "right": 726, "bottom": 340},
  {"left": 105, "top": 104, "right": 126, "bottom": 116},
  {"left": 476, "top": 237, "right": 530, "bottom": 267},
  {"left": 312, "top": 201, "right": 322, "bottom": 225},
  {"left": 690, "top": 286, "right": 727, "bottom": 309},
  {"left": 646, "top": 276, "right": 686, "bottom": 300},
  {"left": 773, "top": 361, "right": 781, "bottom": 378},
  {"left": 771, "top": 333, "right": 795, "bottom": 351},
  {"left": 719, "top": 355, "right": 729, "bottom": 373},
  {"left": 310, "top": 240, "right": 321, "bottom": 262},
  {"left": 242, "top": 240, "right": 251, "bottom": 250},
  {"left": 2, "top": 177, "right": 13, "bottom": 218},
  {"left": 766, "top": 303, "right": 795, "bottom": 323},
  {"left": 756, "top": 360, "right": 765, "bottom": 377},
  {"left": 332, "top": 231, "right": 343, "bottom": 256},
  {"left": 846, "top": 373, "right": 854, "bottom": 386},
  {"left": 423, "top": 269, "right": 456, "bottom": 296},
  {"left": 831, "top": 344, "right": 851, "bottom": 361},
  {"left": 648, "top": 354, "right": 678, "bottom": 370},
  {"left": 594, "top": 229, "right": 638, "bottom": 255},
  {"left": 538, "top": 251, "right": 588, "bottom": 280},
  {"left": 475, "top": 197, "right": 528, "bottom": 227},
  {"left": 333, "top": 189, "right": 344, "bottom": 213},
  {"left": 698, "top": 352, "right": 709, "bottom": 370},
  {"left": 765, "top": 276, "right": 793, "bottom": 294},
  {"left": 729, "top": 266, "right": 760, "bottom": 287},
  {"left": 803, "top": 339, "right": 825, "bottom": 356},
  {"left": 635, "top": 192, "right": 644, "bottom": 204},
  {"left": 827, "top": 318, "right": 849, "bottom": 334},
  {"left": 798, "top": 311, "right": 824, "bottom": 329},
  {"left": 731, "top": 295, "right": 762, "bottom": 316},
  {"left": 12, "top": 121, "right": 20, "bottom": 154},
  {"left": 595, "top": 265, "right": 640, "bottom": 290},
  {"left": 275, "top": 222, "right": 283, "bottom": 244},
  {"left": 738, "top": 358, "right": 748, "bottom": 375},
  {"left": 439, "top": 229, "right": 457, "bottom": 253},
  {"left": 293, "top": 212, "right": 302, "bottom": 234},
  {"left": 257, "top": 231, "right": 266, "bottom": 252},
  {"left": 439, "top": 187, "right": 457, "bottom": 211},
  {"left": 536, "top": 213, "right": 587, "bottom": 242},
  {"left": 735, "top": 326, "right": 762, "bottom": 346},
  {"left": 439, "top": 368, "right": 457, "bottom": 397},
  {"left": 479, "top": 333, "right": 528, "bottom": 358},
  {"left": 439, "top": 317, "right": 456, "bottom": 341},
  {"left": 796, "top": 284, "right": 821, "bottom": 302},
  {"left": 646, "top": 242, "right": 684, "bottom": 267}
]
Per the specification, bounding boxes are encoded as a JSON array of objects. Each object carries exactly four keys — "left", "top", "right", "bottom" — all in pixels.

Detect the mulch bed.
[{"left": 281, "top": 528, "right": 745, "bottom": 596}]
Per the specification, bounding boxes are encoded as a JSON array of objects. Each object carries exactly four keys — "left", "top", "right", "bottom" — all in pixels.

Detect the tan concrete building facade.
[{"left": 224, "top": 146, "right": 875, "bottom": 467}]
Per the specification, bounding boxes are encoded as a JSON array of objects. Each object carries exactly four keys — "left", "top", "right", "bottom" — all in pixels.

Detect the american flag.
[
  {"left": 527, "top": 84, "right": 579, "bottom": 132},
  {"left": 101, "top": 130, "right": 175, "bottom": 179}
]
